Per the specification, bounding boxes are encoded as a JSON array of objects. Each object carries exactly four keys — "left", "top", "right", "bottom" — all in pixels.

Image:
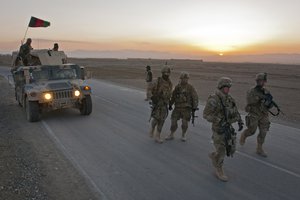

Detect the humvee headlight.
[
  {"left": 83, "top": 86, "right": 91, "bottom": 91},
  {"left": 44, "top": 93, "right": 52, "bottom": 100},
  {"left": 74, "top": 90, "right": 80, "bottom": 97}
]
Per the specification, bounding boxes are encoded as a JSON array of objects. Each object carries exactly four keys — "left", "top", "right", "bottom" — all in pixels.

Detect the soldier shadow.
[{"left": 42, "top": 108, "right": 87, "bottom": 121}]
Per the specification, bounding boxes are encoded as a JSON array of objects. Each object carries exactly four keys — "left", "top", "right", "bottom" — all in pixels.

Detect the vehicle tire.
[
  {"left": 80, "top": 95, "right": 92, "bottom": 115},
  {"left": 25, "top": 98, "right": 40, "bottom": 122}
]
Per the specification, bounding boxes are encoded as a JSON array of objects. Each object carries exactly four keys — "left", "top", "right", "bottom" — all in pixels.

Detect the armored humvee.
[{"left": 11, "top": 49, "right": 92, "bottom": 122}]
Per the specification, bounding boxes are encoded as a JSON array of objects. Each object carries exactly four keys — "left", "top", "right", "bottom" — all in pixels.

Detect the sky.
[{"left": 1, "top": 0, "right": 300, "bottom": 60}]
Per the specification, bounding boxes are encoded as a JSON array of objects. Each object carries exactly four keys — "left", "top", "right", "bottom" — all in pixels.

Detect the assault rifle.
[
  {"left": 220, "top": 122, "right": 236, "bottom": 157},
  {"left": 263, "top": 93, "right": 284, "bottom": 116},
  {"left": 148, "top": 96, "right": 158, "bottom": 122},
  {"left": 191, "top": 108, "right": 199, "bottom": 126},
  {"left": 218, "top": 97, "right": 236, "bottom": 157},
  {"left": 148, "top": 95, "right": 169, "bottom": 122}
]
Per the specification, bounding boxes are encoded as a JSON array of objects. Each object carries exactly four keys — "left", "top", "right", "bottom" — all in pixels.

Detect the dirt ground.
[
  {"left": 70, "top": 58, "right": 300, "bottom": 128},
  {"left": 0, "top": 76, "right": 99, "bottom": 200}
]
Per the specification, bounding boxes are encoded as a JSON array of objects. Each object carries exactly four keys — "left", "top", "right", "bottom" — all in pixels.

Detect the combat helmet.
[
  {"left": 146, "top": 65, "right": 151, "bottom": 70},
  {"left": 180, "top": 72, "right": 190, "bottom": 79},
  {"left": 217, "top": 77, "right": 232, "bottom": 89},
  {"left": 161, "top": 66, "right": 171, "bottom": 74},
  {"left": 256, "top": 72, "right": 267, "bottom": 81},
  {"left": 26, "top": 38, "right": 32, "bottom": 43}
]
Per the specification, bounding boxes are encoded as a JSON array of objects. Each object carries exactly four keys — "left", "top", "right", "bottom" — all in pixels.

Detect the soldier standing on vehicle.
[
  {"left": 240, "top": 73, "right": 273, "bottom": 157},
  {"left": 145, "top": 65, "right": 153, "bottom": 101},
  {"left": 18, "top": 38, "right": 33, "bottom": 66},
  {"left": 203, "top": 77, "right": 243, "bottom": 182},
  {"left": 52, "top": 43, "right": 59, "bottom": 51},
  {"left": 165, "top": 72, "right": 198, "bottom": 142},
  {"left": 149, "top": 66, "right": 173, "bottom": 143}
]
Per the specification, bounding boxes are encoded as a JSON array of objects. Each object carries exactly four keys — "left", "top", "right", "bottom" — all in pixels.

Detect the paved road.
[{"left": 1, "top": 66, "right": 300, "bottom": 200}]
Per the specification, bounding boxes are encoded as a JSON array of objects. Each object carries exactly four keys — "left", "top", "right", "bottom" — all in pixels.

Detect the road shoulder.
[{"left": 0, "top": 75, "right": 99, "bottom": 200}]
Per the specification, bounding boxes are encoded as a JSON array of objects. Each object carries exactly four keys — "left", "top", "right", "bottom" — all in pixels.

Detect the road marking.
[
  {"left": 91, "top": 79, "right": 144, "bottom": 94},
  {"left": 118, "top": 87, "right": 144, "bottom": 94},
  {"left": 237, "top": 151, "right": 300, "bottom": 179},
  {"left": 41, "top": 120, "right": 108, "bottom": 200}
]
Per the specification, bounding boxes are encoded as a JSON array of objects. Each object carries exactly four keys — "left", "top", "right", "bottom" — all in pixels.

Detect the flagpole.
[{"left": 22, "top": 26, "right": 29, "bottom": 44}]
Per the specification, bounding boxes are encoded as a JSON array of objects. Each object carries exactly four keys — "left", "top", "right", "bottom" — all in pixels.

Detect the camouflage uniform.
[
  {"left": 203, "top": 77, "right": 243, "bottom": 181},
  {"left": 145, "top": 65, "right": 153, "bottom": 101},
  {"left": 166, "top": 72, "right": 198, "bottom": 142},
  {"left": 240, "top": 73, "right": 271, "bottom": 157},
  {"left": 18, "top": 38, "right": 32, "bottom": 66},
  {"left": 149, "top": 66, "right": 172, "bottom": 143}
]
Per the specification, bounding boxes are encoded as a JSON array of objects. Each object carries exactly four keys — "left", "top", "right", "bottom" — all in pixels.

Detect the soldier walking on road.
[
  {"left": 145, "top": 65, "right": 153, "bottom": 101},
  {"left": 149, "top": 66, "right": 173, "bottom": 143},
  {"left": 165, "top": 72, "right": 198, "bottom": 142},
  {"left": 203, "top": 77, "right": 243, "bottom": 182},
  {"left": 240, "top": 73, "right": 273, "bottom": 157}
]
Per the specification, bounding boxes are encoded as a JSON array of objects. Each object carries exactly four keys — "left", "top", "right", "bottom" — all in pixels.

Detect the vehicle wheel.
[
  {"left": 25, "top": 98, "right": 40, "bottom": 122},
  {"left": 80, "top": 95, "right": 92, "bottom": 115}
]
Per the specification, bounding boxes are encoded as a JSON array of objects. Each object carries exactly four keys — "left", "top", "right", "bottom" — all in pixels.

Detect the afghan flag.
[{"left": 28, "top": 16, "right": 50, "bottom": 28}]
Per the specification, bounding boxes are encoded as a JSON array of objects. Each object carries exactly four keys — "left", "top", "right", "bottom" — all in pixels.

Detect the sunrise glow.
[{"left": 0, "top": 0, "right": 300, "bottom": 61}]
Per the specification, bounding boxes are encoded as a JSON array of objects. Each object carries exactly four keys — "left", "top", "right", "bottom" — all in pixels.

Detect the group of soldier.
[
  {"left": 17, "top": 38, "right": 59, "bottom": 66},
  {"left": 145, "top": 65, "right": 278, "bottom": 182}
]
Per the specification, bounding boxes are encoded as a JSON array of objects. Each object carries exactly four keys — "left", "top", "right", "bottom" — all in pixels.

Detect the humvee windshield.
[{"left": 30, "top": 65, "right": 82, "bottom": 81}]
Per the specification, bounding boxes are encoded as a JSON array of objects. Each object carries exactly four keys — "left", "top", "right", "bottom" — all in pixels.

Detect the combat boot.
[
  {"left": 208, "top": 152, "right": 218, "bottom": 168},
  {"left": 165, "top": 132, "right": 175, "bottom": 140},
  {"left": 239, "top": 131, "right": 247, "bottom": 145},
  {"left": 256, "top": 143, "right": 267, "bottom": 157},
  {"left": 155, "top": 132, "right": 163, "bottom": 144},
  {"left": 181, "top": 132, "right": 187, "bottom": 142},
  {"left": 216, "top": 167, "right": 228, "bottom": 182},
  {"left": 149, "top": 127, "right": 155, "bottom": 138}
]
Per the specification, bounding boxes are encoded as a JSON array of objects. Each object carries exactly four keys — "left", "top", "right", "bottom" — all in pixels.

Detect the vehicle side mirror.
[
  {"left": 85, "top": 70, "right": 92, "bottom": 79},
  {"left": 80, "top": 67, "right": 92, "bottom": 80}
]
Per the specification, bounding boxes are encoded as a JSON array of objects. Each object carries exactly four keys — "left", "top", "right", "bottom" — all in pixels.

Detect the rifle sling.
[
  {"left": 268, "top": 108, "right": 280, "bottom": 116},
  {"left": 217, "top": 95, "right": 228, "bottom": 123}
]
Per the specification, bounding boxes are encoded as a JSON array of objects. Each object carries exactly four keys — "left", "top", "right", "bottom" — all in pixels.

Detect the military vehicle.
[{"left": 11, "top": 49, "right": 92, "bottom": 122}]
